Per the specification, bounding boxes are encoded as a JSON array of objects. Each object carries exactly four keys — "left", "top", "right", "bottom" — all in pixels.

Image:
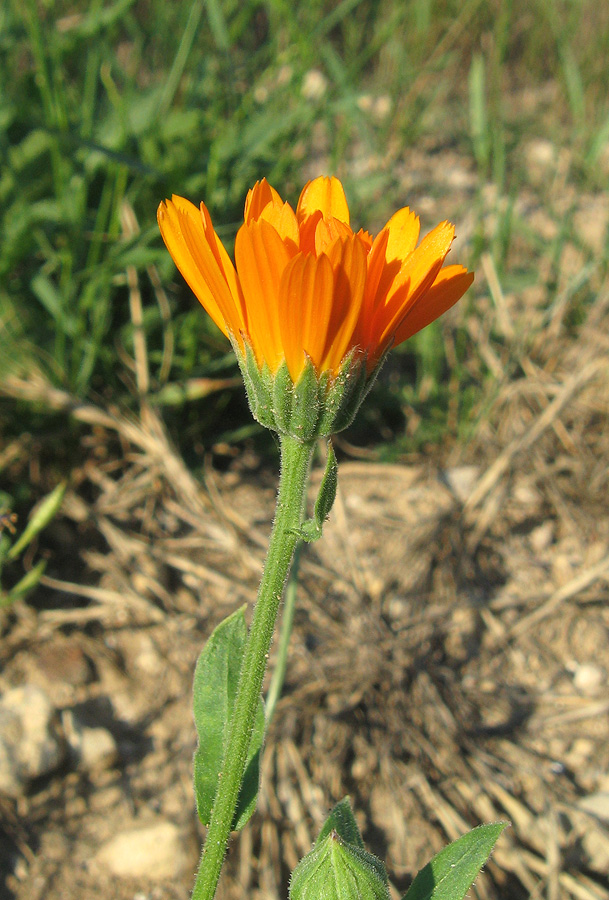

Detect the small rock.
[
  {"left": 134, "top": 635, "right": 162, "bottom": 675},
  {"left": 79, "top": 727, "right": 118, "bottom": 771},
  {"left": 529, "top": 521, "right": 554, "bottom": 554},
  {"left": 0, "top": 686, "right": 65, "bottom": 796},
  {"left": 445, "top": 607, "right": 479, "bottom": 662},
  {"left": 95, "top": 821, "right": 190, "bottom": 881},
  {"left": 527, "top": 138, "right": 556, "bottom": 165},
  {"left": 573, "top": 197, "right": 609, "bottom": 254},
  {"left": 442, "top": 466, "right": 479, "bottom": 503},
  {"left": 582, "top": 827, "right": 609, "bottom": 872},
  {"left": 301, "top": 69, "right": 327, "bottom": 101},
  {"left": 513, "top": 479, "right": 540, "bottom": 508},
  {"left": 524, "top": 139, "right": 557, "bottom": 184},
  {"left": 573, "top": 663, "right": 605, "bottom": 696},
  {"left": 62, "top": 710, "right": 118, "bottom": 772}
]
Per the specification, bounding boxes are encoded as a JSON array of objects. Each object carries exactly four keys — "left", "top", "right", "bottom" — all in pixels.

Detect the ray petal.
[
  {"left": 244, "top": 178, "right": 283, "bottom": 223},
  {"left": 278, "top": 253, "right": 334, "bottom": 382},
  {"left": 158, "top": 197, "right": 240, "bottom": 337},
  {"left": 234, "top": 219, "right": 291, "bottom": 371},
  {"left": 322, "top": 235, "right": 367, "bottom": 371},
  {"left": 369, "top": 221, "right": 456, "bottom": 351},
  {"left": 382, "top": 207, "right": 420, "bottom": 262},
  {"left": 392, "top": 265, "right": 474, "bottom": 345},
  {"left": 296, "top": 176, "right": 350, "bottom": 225},
  {"left": 314, "top": 216, "right": 353, "bottom": 255},
  {"left": 258, "top": 200, "right": 300, "bottom": 250}
]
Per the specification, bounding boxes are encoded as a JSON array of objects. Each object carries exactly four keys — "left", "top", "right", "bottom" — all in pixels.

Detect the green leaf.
[
  {"left": 313, "top": 442, "right": 338, "bottom": 525},
  {"left": 2, "top": 560, "right": 47, "bottom": 606},
  {"left": 402, "top": 823, "right": 508, "bottom": 900},
  {"left": 297, "top": 442, "right": 338, "bottom": 542},
  {"left": 316, "top": 797, "right": 364, "bottom": 849},
  {"left": 8, "top": 482, "right": 66, "bottom": 561},
  {"left": 193, "top": 606, "right": 265, "bottom": 832},
  {"left": 30, "top": 275, "right": 76, "bottom": 334},
  {"left": 290, "top": 799, "right": 389, "bottom": 900},
  {"left": 468, "top": 53, "right": 490, "bottom": 174}
]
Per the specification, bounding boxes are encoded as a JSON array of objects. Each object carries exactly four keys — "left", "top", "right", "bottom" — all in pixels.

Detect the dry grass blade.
[
  {"left": 508, "top": 552, "right": 609, "bottom": 638},
  {"left": 481, "top": 252, "right": 515, "bottom": 341},
  {"left": 0, "top": 373, "right": 221, "bottom": 528},
  {"left": 465, "top": 356, "right": 607, "bottom": 514},
  {"left": 121, "top": 201, "right": 150, "bottom": 400},
  {"left": 38, "top": 574, "right": 165, "bottom": 623}
]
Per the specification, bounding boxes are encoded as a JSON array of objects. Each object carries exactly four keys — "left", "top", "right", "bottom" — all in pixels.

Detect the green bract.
[{"left": 233, "top": 337, "right": 383, "bottom": 440}]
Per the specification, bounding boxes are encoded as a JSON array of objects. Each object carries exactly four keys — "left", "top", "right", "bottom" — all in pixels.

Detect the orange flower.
[{"left": 158, "top": 177, "right": 473, "bottom": 383}]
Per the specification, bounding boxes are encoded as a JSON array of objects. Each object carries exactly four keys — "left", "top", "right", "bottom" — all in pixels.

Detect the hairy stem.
[{"left": 192, "top": 434, "right": 315, "bottom": 900}]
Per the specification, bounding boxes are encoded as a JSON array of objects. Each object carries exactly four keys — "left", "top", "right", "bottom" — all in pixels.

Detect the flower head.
[{"left": 158, "top": 177, "right": 473, "bottom": 438}]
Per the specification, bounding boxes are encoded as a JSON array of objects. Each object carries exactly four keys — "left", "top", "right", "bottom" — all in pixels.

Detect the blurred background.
[{"left": 1, "top": 2, "right": 609, "bottom": 899}]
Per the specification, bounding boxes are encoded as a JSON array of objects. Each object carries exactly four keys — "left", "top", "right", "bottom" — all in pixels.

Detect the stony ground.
[{"left": 1, "top": 129, "right": 609, "bottom": 900}]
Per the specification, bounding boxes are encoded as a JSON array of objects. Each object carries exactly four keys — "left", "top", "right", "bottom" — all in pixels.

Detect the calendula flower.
[{"left": 158, "top": 176, "right": 473, "bottom": 439}]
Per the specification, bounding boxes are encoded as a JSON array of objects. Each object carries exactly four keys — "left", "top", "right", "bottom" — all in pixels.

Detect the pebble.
[
  {"left": 529, "top": 521, "right": 554, "bottom": 553},
  {"left": 572, "top": 663, "right": 605, "bottom": 695},
  {"left": 79, "top": 726, "right": 118, "bottom": 771},
  {"left": 94, "top": 821, "right": 190, "bottom": 881},
  {"left": 0, "top": 686, "right": 65, "bottom": 796},
  {"left": 523, "top": 139, "right": 557, "bottom": 184},
  {"left": 61, "top": 709, "right": 118, "bottom": 772},
  {"left": 442, "top": 466, "right": 480, "bottom": 503},
  {"left": 582, "top": 827, "right": 609, "bottom": 872}
]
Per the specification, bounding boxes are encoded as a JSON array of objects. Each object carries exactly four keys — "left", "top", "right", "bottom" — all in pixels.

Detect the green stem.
[
  {"left": 192, "top": 434, "right": 315, "bottom": 900},
  {"left": 265, "top": 542, "right": 301, "bottom": 727}
]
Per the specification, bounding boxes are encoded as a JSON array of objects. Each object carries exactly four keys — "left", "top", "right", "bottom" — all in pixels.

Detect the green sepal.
[
  {"left": 290, "top": 798, "right": 389, "bottom": 900},
  {"left": 258, "top": 361, "right": 277, "bottom": 429},
  {"left": 192, "top": 606, "right": 265, "bottom": 832},
  {"left": 317, "top": 350, "right": 366, "bottom": 435},
  {"left": 272, "top": 360, "right": 294, "bottom": 434},
  {"left": 402, "top": 823, "right": 508, "bottom": 900},
  {"left": 234, "top": 336, "right": 380, "bottom": 439},
  {"left": 297, "top": 441, "right": 338, "bottom": 542},
  {"left": 236, "top": 338, "right": 276, "bottom": 430},
  {"left": 291, "top": 358, "right": 321, "bottom": 442}
]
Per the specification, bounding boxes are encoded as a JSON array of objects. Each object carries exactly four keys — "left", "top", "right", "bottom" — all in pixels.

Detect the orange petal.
[
  {"left": 355, "top": 228, "right": 373, "bottom": 252},
  {"left": 297, "top": 176, "right": 350, "bottom": 226},
  {"left": 234, "top": 219, "right": 291, "bottom": 371},
  {"left": 298, "top": 210, "right": 322, "bottom": 255},
  {"left": 244, "top": 178, "right": 283, "bottom": 223},
  {"left": 390, "top": 219, "right": 455, "bottom": 303},
  {"left": 382, "top": 207, "right": 420, "bottom": 262},
  {"left": 373, "top": 221, "right": 456, "bottom": 347},
  {"left": 314, "top": 216, "right": 353, "bottom": 255},
  {"left": 361, "top": 209, "right": 420, "bottom": 323},
  {"left": 392, "top": 265, "right": 474, "bottom": 345},
  {"left": 321, "top": 235, "right": 367, "bottom": 371},
  {"left": 199, "top": 201, "right": 243, "bottom": 317},
  {"left": 258, "top": 200, "right": 300, "bottom": 250},
  {"left": 359, "top": 227, "right": 393, "bottom": 341},
  {"left": 278, "top": 253, "right": 335, "bottom": 382},
  {"left": 157, "top": 197, "right": 242, "bottom": 338}
]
